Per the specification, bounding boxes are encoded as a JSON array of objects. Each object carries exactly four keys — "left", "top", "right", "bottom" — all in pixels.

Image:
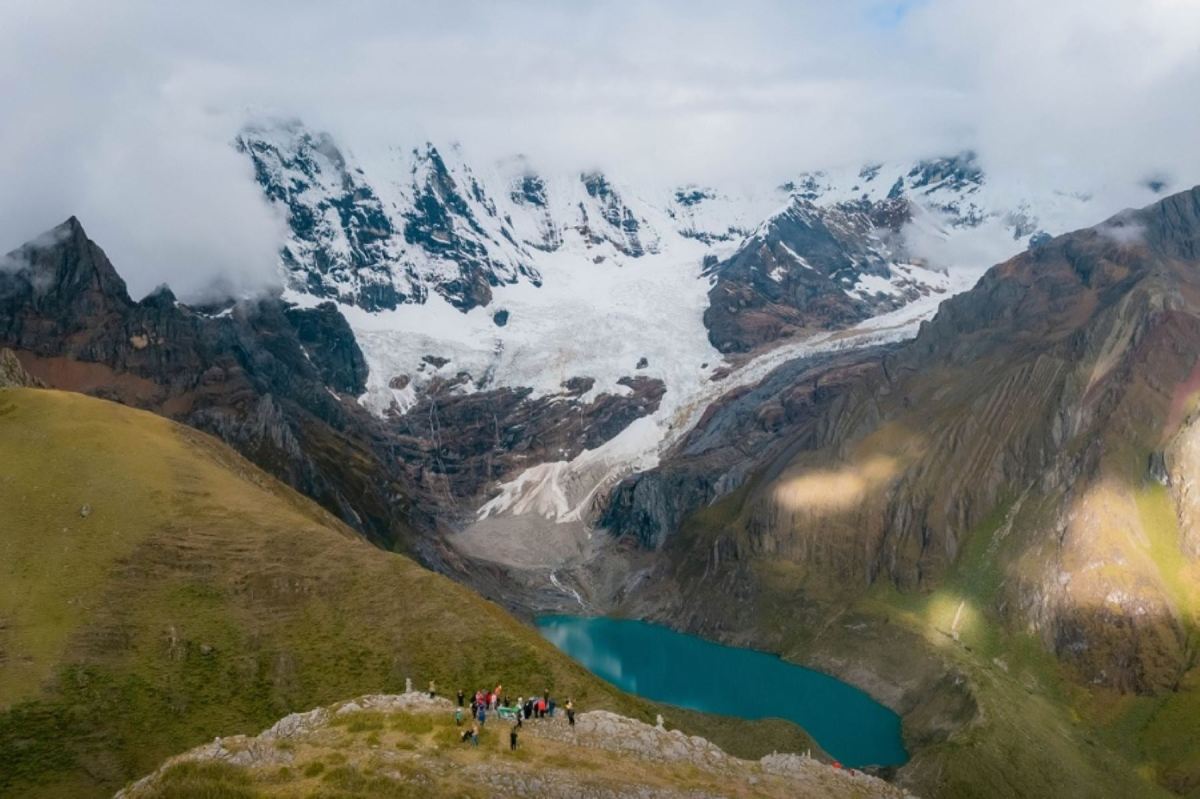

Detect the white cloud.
[
  {"left": 1097, "top": 218, "right": 1147, "bottom": 246},
  {"left": 0, "top": 0, "right": 1197, "bottom": 298}
]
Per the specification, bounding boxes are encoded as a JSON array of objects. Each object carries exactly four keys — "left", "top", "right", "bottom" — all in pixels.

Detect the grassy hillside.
[
  {"left": 850, "top": 494, "right": 1185, "bottom": 799},
  {"left": 672, "top": 477, "right": 1191, "bottom": 799},
  {"left": 0, "top": 388, "right": 814, "bottom": 798}
]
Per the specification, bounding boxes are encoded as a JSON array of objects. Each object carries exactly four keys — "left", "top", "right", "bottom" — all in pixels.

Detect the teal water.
[{"left": 536, "top": 615, "right": 907, "bottom": 768}]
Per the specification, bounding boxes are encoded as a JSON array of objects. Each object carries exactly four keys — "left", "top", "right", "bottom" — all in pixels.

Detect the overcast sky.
[{"left": 2, "top": 0, "right": 1198, "bottom": 298}]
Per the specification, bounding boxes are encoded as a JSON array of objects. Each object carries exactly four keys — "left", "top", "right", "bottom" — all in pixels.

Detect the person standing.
[
  {"left": 510, "top": 724, "right": 519, "bottom": 751},
  {"left": 428, "top": 680, "right": 436, "bottom": 699},
  {"left": 457, "top": 689, "right": 465, "bottom": 707},
  {"left": 548, "top": 697, "right": 556, "bottom": 718},
  {"left": 477, "top": 704, "right": 487, "bottom": 726},
  {"left": 471, "top": 723, "right": 479, "bottom": 747},
  {"left": 566, "top": 699, "right": 575, "bottom": 728},
  {"left": 455, "top": 707, "right": 463, "bottom": 726}
]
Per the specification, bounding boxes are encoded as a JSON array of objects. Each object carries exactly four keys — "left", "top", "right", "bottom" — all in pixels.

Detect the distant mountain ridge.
[
  {"left": 235, "top": 120, "right": 1116, "bottom": 421},
  {"left": 238, "top": 120, "right": 1063, "bottom": 320}
]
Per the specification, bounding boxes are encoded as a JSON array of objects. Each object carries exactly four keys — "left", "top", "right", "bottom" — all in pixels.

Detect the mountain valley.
[{"left": 2, "top": 133, "right": 1199, "bottom": 799}]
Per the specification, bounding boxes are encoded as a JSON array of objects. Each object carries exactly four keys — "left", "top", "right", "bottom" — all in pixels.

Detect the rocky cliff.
[
  {"left": 702, "top": 198, "right": 926, "bottom": 354},
  {"left": 0, "top": 347, "right": 41, "bottom": 388}
]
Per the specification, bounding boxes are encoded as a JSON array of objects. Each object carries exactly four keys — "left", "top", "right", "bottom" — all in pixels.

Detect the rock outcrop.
[
  {"left": 703, "top": 197, "right": 923, "bottom": 354},
  {"left": 392, "top": 375, "right": 666, "bottom": 502},
  {"left": 0, "top": 347, "right": 41, "bottom": 388},
  {"left": 118, "top": 692, "right": 914, "bottom": 799}
]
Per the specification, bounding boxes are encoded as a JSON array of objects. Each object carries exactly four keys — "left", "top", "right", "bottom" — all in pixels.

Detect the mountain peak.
[{"left": 2, "top": 217, "right": 131, "bottom": 308}]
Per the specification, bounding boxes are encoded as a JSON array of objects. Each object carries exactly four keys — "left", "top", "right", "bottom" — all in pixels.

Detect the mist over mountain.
[
  {"left": 2, "top": 0, "right": 1198, "bottom": 300},
  {"left": 4, "top": 4, "right": 1200, "bottom": 799}
]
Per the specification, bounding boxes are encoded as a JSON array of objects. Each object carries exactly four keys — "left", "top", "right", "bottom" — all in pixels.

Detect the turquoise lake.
[{"left": 536, "top": 615, "right": 907, "bottom": 768}]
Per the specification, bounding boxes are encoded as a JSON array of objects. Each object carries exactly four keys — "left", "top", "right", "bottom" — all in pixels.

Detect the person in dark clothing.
[
  {"left": 457, "top": 689, "right": 465, "bottom": 707},
  {"left": 510, "top": 725, "right": 519, "bottom": 751},
  {"left": 523, "top": 699, "right": 533, "bottom": 720},
  {"left": 548, "top": 697, "right": 556, "bottom": 717},
  {"left": 566, "top": 699, "right": 575, "bottom": 727}
]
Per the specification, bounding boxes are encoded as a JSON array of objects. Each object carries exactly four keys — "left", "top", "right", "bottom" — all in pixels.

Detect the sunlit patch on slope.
[{"left": 772, "top": 454, "right": 902, "bottom": 515}]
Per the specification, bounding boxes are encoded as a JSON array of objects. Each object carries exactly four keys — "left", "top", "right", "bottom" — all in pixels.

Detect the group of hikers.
[{"left": 431, "top": 681, "right": 576, "bottom": 751}]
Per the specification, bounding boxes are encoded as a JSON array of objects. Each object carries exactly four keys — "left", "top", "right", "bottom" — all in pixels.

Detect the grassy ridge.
[
  {"left": 0, "top": 389, "right": 813, "bottom": 798},
  {"left": 125, "top": 704, "right": 876, "bottom": 799}
]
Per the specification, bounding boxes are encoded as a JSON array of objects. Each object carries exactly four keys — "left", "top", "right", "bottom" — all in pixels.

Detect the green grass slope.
[
  {"left": 0, "top": 388, "right": 814, "bottom": 798},
  {"left": 676, "top": 483, "right": 1188, "bottom": 799}
]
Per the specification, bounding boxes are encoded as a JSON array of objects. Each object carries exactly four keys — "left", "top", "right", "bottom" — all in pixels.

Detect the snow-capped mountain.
[
  {"left": 233, "top": 118, "right": 1112, "bottom": 548},
  {"left": 237, "top": 121, "right": 541, "bottom": 312}
]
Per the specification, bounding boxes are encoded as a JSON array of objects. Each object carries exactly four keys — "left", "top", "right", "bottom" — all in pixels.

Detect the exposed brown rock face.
[
  {"left": 603, "top": 346, "right": 890, "bottom": 549},
  {"left": 635, "top": 187, "right": 1200, "bottom": 696},
  {"left": 703, "top": 198, "right": 924, "bottom": 354},
  {"left": 390, "top": 375, "right": 665, "bottom": 502}
]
